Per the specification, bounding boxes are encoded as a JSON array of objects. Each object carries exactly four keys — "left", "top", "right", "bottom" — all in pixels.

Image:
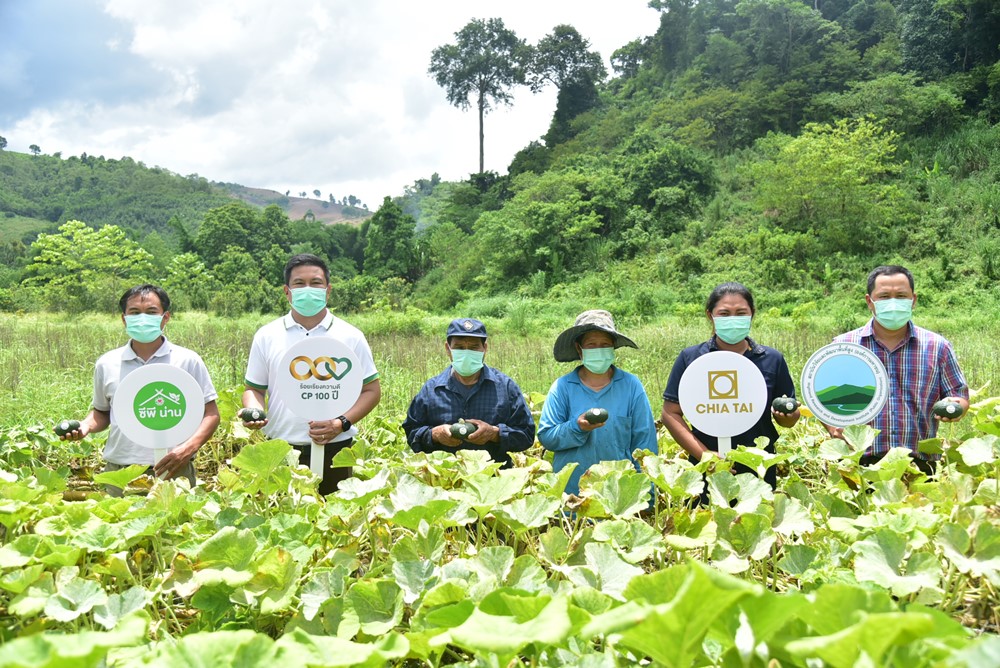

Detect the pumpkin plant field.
[{"left": 0, "top": 312, "right": 998, "bottom": 666}]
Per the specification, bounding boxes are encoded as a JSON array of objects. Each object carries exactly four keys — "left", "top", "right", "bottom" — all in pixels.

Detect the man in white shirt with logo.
[
  {"left": 242, "top": 254, "right": 381, "bottom": 495},
  {"left": 56, "top": 284, "right": 220, "bottom": 495}
]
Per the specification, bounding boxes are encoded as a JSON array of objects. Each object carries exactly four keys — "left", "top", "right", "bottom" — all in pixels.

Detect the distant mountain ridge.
[
  {"left": 815, "top": 384, "right": 876, "bottom": 415},
  {"left": 0, "top": 149, "right": 367, "bottom": 244}
]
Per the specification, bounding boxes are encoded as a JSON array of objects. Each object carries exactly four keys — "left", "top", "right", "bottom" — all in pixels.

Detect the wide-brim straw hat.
[{"left": 553, "top": 309, "right": 638, "bottom": 362}]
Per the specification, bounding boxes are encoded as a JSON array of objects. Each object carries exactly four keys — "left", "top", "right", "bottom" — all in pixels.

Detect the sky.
[{"left": 0, "top": 0, "right": 660, "bottom": 207}]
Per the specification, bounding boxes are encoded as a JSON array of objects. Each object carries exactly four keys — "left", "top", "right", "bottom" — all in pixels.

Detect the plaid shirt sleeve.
[{"left": 938, "top": 339, "right": 969, "bottom": 400}]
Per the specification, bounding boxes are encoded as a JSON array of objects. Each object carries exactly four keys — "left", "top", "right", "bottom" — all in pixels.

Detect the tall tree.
[
  {"left": 429, "top": 18, "right": 528, "bottom": 173},
  {"left": 0, "top": 136, "right": 7, "bottom": 150}
]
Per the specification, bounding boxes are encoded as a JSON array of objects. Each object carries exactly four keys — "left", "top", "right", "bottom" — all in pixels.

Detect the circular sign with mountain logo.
[{"left": 800, "top": 343, "right": 889, "bottom": 427}]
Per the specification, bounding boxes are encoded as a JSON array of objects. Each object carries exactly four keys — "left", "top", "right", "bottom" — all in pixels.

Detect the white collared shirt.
[
  {"left": 244, "top": 311, "right": 379, "bottom": 445},
  {"left": 93, "top": 338, "right": 218, "bottom": 465}
]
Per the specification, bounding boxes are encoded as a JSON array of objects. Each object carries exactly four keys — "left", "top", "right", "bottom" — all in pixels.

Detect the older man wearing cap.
[
  {"left": 538, "top": 310, "right": 658, "bottom": 497},
  {"left": 402, "top": 318, "right": 535, "bottom": 468}
]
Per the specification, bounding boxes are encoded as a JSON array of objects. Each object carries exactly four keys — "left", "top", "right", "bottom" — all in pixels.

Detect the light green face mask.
[
  {"left": 125, "top": 314, "right": 164, "bottom": 344},
  {"left": 581, "top": 347, "right": 615, "bottom": 374},
  {"left": 873, "top": 298, "right": 912, "bottom": 331},
  {"left": 290, "top": 287, "right": 328, "bottom": 317},
  {"left": 713, "top": 315, "right": 752, "bottom": 345},
  {"left": 451, "top": 349, "right": 485, "bottom": 377}
]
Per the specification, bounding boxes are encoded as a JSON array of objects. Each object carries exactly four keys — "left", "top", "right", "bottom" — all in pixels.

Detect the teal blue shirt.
[{"left": 538, "top": 366, "right": 658, "bottom": 496}]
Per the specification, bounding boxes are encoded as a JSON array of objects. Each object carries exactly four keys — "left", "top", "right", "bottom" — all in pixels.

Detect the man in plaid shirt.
[
  {"left": 403, "top": 318, "right": 535, "bottom": 468},
  {"left": 829, "top": 265, "right": 969, "bottom": 475}
]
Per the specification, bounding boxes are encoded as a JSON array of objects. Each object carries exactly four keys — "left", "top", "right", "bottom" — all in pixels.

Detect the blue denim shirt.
[{"left": 402, "top": 365, "right": 535, "bottom": 468}]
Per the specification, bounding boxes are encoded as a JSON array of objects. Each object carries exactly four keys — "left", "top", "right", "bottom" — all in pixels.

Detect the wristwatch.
[{"left": 336, "top": 415, "right": 352, "bottom": 433}]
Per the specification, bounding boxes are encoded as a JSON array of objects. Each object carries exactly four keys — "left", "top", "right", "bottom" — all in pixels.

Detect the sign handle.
[
  {"left": 718, "top": 437, "right": 732, "bottom": 457},
  {"left": 310, "top": 443, "right": 325, "bottom": 480},
  {"left": 153, "top": 448, "right": 169, "bottom": 478}
]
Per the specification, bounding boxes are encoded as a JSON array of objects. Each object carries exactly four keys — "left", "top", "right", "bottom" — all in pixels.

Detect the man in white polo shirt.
[
  {"left": 56, "top": 284, "right": 220, "bottom": 495},
  {"left": 242, "top": 253, "right": 381, "bottom": 495}
]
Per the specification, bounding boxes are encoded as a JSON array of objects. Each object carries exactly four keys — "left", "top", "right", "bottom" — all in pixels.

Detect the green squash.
[{"left": 54, "top": 419, "right": 81, "bottom": 436}]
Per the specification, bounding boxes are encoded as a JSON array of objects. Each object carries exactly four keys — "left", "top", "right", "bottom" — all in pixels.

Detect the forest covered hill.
[{"left": 2, "top": 0, "right": 1000, "bottom": 318}]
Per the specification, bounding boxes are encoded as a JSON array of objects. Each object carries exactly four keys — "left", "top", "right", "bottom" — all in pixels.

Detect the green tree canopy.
[{"left": 363, "top": 197, "right": 417, "bottom": 280}]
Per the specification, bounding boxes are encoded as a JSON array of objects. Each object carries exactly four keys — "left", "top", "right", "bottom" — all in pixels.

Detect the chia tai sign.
[
  {"left": 275, "top": 337, "right": 363, "bottom": 479},
  {"left": 800, "top": 342, "right": 889, "bottom": 428},
  {"left": 112, "top": 365, "right": 205, "bottom": 468},
  {"left": 678, "top": 351, "right": 768, "bottom": 456}
]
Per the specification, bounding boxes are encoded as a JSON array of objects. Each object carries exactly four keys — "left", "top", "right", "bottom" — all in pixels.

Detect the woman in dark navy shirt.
[{"left": 661, "top": 282, "right": 799, "bottom": 489}]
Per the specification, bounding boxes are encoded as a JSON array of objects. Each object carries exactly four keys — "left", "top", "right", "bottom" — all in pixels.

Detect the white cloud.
[{"left": 4, "top": 0, "right": 658, "bottom": 206}]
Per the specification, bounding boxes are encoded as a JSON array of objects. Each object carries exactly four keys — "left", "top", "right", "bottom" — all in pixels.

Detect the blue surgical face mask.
[
  {"left": 713, "top": 315, "right": 752, "bottom": 345},
  {"left": 873, "top": 298, "right": 912, "bottom": 331},
  {"left": 125, "top": 314, "right": 164, "bottom": 344},
  {"left": 581, "top": 347, "right": 615, "bottom": 374},
  {"left": 451, "top": 349, "right": 485, "bottom": 377},
  {"left": 290, "top": 286, "right": 328, "bottom": 317}
]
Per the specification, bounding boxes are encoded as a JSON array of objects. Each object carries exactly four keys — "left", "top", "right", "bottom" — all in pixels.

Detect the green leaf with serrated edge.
[
  {"left": 778, "top": 544, "right": 819, "bottom": 576},
  {"left": 393, "top": 560, "right": 436, "bottom": 605},
  {"left": 508, "top": 555, "right": 548, "bottom": 592},
  {"left": 580, "top": 542, "right": 644, "bottom": 599},
  {"left": 493, "top": 494, "right": 561, "bottom": 533},
  {"left": 93, "top": 585, "right": 152, "bottom": 630},
  {"left": 345, "top": 579, "right": 404, "bottom": 636},
  {"left": 727, "top": 447, "right": 795, "bottom": 479},
  {"left": 918, "top": 437, "right": 944, "bottom": 455},
  {"left": 192, "top": 526, "right": 257, "bottom": 569},
  {"left": 9, "top": 571, "right": 55, "bottom": 618},
  {"left": 715, "top": 508, "right": 775, "bottom": 560},
  {"left": 229, "top": 439, "right": 294, "bottom": 494},
  {"left": 784, "top": 611, "right": 934, "bottom": 668},
  {"left": 592, "top": 519, "right": 664, "bottom": 563},
  {"left": 643, "top": 455, "right": 704, "bottom": 499},
  {"left": 390, "top": 519, "right": 446, "bottom": 563},
  {"left": 0, "top": 562, "right": 44, "bottom": 594},
  {"left": 713, "top": 591, "right": 807, "bottom": 655},
  {"left": 585, "top": 562, "right": 754, "bottom": 668},
  {"left": 569, "top": 586, "right": 615, "bottom": 616},
  {"left": 431, "top": 593, "right": 573, "bottom": 658},
  {"left": 93, "top": 464, "right": 149, "bottom": 490},
  {"left": 460, "top": 470, "right": 528, "bottom": 515},
  {"left": 535, "top": 461, "right": 579, "bottom": 498},
  {"left": 272, "top": 628, "right": 409, "bottom": 667},
  {"left": 943, "top": 635, "right": 1000, "bottom": 668},
  {"left": 300, "top": 566, "right": 350, "bottom": 621},
  {"left": 841, "top": 424, "right": 879, "bottom": 454},
  {"left": 469, "top": 545, "right": 515, "bottom": 584},
  {"left": 853, "top": 529, "right": 940, "bottom": 596},
  {"left": 537, "top": 526, "right": 573, "bottom": 565},
  {"left": 664, "top": 509, "right": 718, "bottom": 550},
  {"left": 135, "top": 629, "right": 279, "bottom": 667},
  {"left": 772, "top": 494, "right": 814, "bottom": 537},
  {"left": 818, "top": 437, "right": 853, "bottom": 460},
  {"left": 578, "top": 468, "right": 651, "bottom": 519},
  {"left": 253, "top": 546, "right": 300, "bottom": 615},
  {"left": 0, "top": 612, "right": 147, "bottom": 668},
  {"left": 862, "top": 447, "right": 913, "bottom": 481},
  {"left": 957, "top": 435, "right": 998, "bottom": 466},
  {"left": 45, "top": 575, "right": 108, "bottom": 622},
  {"left": 336, "top": 468, "right": 390, "bottom": 505}
]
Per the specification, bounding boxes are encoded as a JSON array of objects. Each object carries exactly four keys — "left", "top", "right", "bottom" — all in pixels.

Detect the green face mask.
[
  {"left": 713, "top": 315, "right": 752, "bottom": 345},
  {"left": 873, "top": 298, "right": 912, "bottom": 331},
  {"left": 125, "top": 314, "right": 164, "bottom": 344},
  {"left": 451, "top": 349, "right": 485, "bottom": 377},
  {"left": 581, "top": 347, "right": 615, "bottom": 374},
  {"left": 290, "top": 287, "right": 328, "bottom": 317}
]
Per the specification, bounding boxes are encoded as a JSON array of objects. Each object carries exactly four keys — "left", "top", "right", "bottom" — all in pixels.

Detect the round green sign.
[{"left": 132, "top": 381, "right": 187, "bottom": 431}]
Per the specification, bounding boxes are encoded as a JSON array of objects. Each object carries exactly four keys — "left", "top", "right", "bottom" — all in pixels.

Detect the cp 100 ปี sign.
[{"left": 275, "top": 337, "right": 363, "bottom": 421}]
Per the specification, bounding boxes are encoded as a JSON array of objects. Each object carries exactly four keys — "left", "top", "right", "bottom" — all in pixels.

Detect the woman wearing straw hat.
[{"left": 538, "top": 310, "right": 658, "bottom": 497}]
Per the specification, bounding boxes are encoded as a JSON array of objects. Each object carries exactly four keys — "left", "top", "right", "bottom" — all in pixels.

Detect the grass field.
[{"left": 1, "top": 309, "right": 997, "bottom": 431}]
